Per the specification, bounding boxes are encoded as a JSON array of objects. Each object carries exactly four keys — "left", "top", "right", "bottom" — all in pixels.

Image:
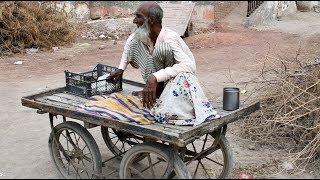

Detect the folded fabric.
[{"left": 78, "top": 93, "right": 155, "bottom": 125}]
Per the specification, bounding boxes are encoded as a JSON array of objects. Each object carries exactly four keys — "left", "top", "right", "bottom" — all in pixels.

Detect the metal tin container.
[{"left": 223, "top": 87, "right": 240, "bottom": 111}]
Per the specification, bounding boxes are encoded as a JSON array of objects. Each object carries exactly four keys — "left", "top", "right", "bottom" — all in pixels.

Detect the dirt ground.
[{"left": 0, "top": 6, "right": 320, "bottom": 179}]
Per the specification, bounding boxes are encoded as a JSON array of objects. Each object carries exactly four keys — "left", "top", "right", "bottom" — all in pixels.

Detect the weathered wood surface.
[
  {"left": 159, "top": 2, "right": 195, "bottom": 36},
  {"left": 21, "top": 81, "right": 260, "bottom": 147}
]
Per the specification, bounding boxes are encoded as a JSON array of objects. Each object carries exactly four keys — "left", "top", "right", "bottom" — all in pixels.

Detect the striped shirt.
[{"left": 118, "top": 27, "right": 196, "bottom": 82}]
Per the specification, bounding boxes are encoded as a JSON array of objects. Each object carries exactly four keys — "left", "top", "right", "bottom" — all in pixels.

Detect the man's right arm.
[
  {"left": 110, "top": 33, "right": 135, "bottom": 81},
  {"left": 118, "top": 33, "right": 135, "bottom": 70}
]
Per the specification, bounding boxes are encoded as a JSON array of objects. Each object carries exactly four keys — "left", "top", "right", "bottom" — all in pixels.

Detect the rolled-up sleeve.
[{"left": 153, "top": 38, "right": 196, "bottom": 82}]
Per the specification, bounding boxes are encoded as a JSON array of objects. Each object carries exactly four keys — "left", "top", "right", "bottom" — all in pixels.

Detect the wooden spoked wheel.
[
  {"left": 119, "top": 142, "right": 192, "bottom": 179},
  {"left": 183, "top": 133, "right": 233, "bottom": 179},
  {"left": 49, "top": 121, "right": 102, "bottom": 179},
  {"left": 101, "top": 127, "right": 147, "bottom": 161}
]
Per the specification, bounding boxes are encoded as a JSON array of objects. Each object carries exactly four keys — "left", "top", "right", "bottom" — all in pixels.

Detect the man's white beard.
[{"left": 134, "top": 19, "right": 152, "bottom": 45}]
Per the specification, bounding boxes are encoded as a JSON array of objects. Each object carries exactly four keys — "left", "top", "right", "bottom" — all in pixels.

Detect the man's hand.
[
  {"left": 142, "top": 75, "right": 158, "bottom": 109},
  {"left": 109, "top": 69, "right": 124, "bottom": 83}
]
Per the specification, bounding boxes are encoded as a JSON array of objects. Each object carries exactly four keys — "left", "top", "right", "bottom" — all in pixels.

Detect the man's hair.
[{"left": 149, "top": 5, "right": 163, "bottom": 25}]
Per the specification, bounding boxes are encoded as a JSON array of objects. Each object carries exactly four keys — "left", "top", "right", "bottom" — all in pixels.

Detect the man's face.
[
  {"left": 133, "top": 5, "right": 152, "bottom": 44},
  {"left": 134, "top": 18, "right": 152, "bottom": 45},
  {"left": 133, "top": 6, "right": 148, "bottom": 27}
]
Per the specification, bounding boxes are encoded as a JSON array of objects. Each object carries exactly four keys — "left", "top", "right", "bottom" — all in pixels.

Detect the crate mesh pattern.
[{"left": 65, "top": 64, "right": 122, "bottom": 98}]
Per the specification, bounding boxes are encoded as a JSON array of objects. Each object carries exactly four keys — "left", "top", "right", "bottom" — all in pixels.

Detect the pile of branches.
[
  {"left": 240, "top": 57, "right": 320, "bottom": 172},
  {"left": 0, "top": 1, "right": 77, "bottom": 56}
]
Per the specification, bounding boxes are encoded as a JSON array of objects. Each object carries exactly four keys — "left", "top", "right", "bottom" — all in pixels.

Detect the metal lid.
[{"left": 223, "top": 87, "right": 239, "bottom": 92}]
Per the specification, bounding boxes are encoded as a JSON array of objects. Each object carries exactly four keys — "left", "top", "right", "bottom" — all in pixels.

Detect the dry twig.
[
  {"left": 0, "top": 1, "right": 77, "bottom": 56},
  {"left": 238, "top": 50, "right": 320, "bottom": 174}
]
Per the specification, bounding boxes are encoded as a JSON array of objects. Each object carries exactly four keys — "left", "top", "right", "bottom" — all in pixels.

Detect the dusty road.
[{"left": 0, "top": 11, "right": 319, "bottom": 179}]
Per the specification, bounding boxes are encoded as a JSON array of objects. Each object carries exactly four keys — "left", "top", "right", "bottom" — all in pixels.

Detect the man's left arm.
[
  {"left": 152, "top": 39, "right": 196, "bottom": 82},
  {"left": 142, "top": 38, "right": 196, "bottom": 108}
]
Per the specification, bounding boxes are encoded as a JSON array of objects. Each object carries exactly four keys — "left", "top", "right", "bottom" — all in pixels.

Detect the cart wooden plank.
[{"left": 21, "top": 82, "right": 260, "bottom": 147}]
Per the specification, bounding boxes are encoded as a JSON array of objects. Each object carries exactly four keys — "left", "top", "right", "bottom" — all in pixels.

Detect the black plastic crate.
[{"left": 65, "top": 64, "right": 122, "bottom": 98}]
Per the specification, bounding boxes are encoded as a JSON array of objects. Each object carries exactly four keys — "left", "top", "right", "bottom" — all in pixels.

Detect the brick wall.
[{"left": 213, "top": 1, "right": 242, "bottom": 22}]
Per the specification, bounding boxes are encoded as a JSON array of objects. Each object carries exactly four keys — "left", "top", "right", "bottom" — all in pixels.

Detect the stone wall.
[
  {"left": 296, "top": 1, "right": 320, "bottom": 12},
  {"left": 44, "top": 1, "right": 90, "bottom": 23},
  {"left": 46, "top": 1, "right": 217, "bottom": 40},
  {"left": 88, "top": 1, "right": 216, "bottom": 25},
  {"left": 244, "top": 1, "right": 297, "bottom": 27},
  {"left": 47, "top": 1, "right": 216, "bottom": 24},
  {"left": 88, "top": 1, "right": 140, "bottom": 20}
]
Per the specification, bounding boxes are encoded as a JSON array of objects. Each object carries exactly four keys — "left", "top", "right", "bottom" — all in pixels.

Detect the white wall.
[
  {"left": 297, "top": 1, "right": 320, "bottom": 11},
  {"left": 46, "top": 1, "right": 90, "bottom": 23},
  {"left": 244, "top": 1, "right": 297, "bottom": 27}
]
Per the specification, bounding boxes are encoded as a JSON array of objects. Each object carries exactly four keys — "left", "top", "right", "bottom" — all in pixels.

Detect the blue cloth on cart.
[{"left": 78, "top": 93, "right": 155, "bottom": 125}]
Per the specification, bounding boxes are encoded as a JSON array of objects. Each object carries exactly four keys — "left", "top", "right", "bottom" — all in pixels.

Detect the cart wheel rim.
[
  {"left": 184, "top": 133, "right": 233, "bottom": 179},
  {"left": 101, "top": 127, "right": 146, "bottom": 161},
  {"left": 119, "top": 142, "right": 191, "bottom": 179},
  {"left": 49, "top": 121, "right": 102, "bottom": 179}
]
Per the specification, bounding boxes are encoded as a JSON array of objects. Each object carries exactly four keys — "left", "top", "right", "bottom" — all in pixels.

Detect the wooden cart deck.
[{"left": 21, "top": 80, "right": 260, "bottom": 147}]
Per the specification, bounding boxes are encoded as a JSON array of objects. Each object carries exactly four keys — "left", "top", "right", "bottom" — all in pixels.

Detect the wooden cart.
[{"left": 21, "top": 79, "right": 260, "bottom": 179}]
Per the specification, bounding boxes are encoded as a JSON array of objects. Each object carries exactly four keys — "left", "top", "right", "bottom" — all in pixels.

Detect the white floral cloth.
[{"left": 151, "top": 72, "right": 220, "bottom": 127}]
